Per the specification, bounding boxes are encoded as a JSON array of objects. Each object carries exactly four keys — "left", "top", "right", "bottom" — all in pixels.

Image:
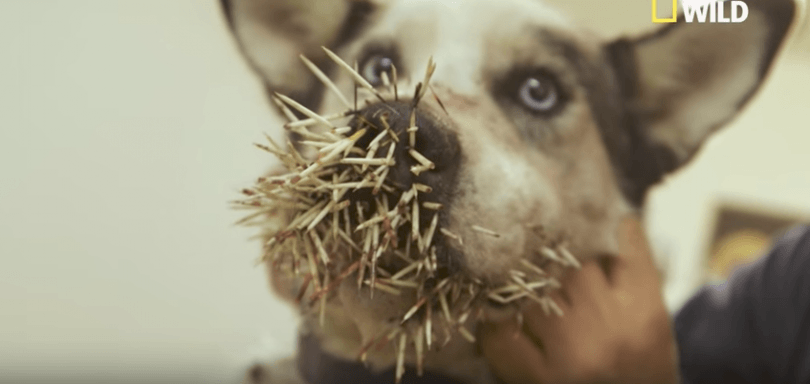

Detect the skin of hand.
[{"left": 479, "top": 216, "right": 681, "bottom": 384}]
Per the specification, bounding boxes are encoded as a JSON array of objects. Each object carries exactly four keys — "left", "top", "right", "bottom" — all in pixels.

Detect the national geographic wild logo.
[{"left": 652, "top": 0, "right": 749, "bottom": 23}]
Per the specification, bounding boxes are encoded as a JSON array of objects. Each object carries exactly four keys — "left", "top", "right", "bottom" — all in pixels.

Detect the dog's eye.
[
  {"left": 360, "top": 54, "right": 395, "bottom": 87},
  {"left": 517, "top": 75, "right": 560, "bottom": 113}
]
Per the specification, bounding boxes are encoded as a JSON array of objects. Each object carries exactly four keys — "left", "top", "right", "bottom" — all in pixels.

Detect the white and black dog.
[{"left": 220, "top": 0, "right": 804, "bottom": 383}]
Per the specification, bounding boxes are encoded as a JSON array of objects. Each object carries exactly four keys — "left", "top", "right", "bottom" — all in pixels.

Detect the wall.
[{"left": 0, "top": 1, "right": 297, "bottom": 382}]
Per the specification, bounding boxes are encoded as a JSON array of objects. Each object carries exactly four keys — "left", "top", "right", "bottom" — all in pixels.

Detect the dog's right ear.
[
  {"left": 220, "top": 0, "right": 385, "bottom": 110},
  {"left": 603, "top": 0, "right": 804, "bottom": 205}
]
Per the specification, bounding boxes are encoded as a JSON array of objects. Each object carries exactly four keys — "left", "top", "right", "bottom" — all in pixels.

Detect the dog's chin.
[
  {"left": 300, "top": 246, "right": 568, "bottom": 353},
  {"left": 316, "top": 283, "right": 486, "bottom": 376},
  {"left": 298, "top": 263, "right": 546, "bottom": 384}
]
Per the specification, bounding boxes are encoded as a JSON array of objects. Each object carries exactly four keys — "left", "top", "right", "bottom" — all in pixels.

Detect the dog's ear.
[
  {"left": 605, "top": 0, "right": 802, "bottom": 199},
  {"left": 220, "top": 0, "right": 386, "bottom": 110}
]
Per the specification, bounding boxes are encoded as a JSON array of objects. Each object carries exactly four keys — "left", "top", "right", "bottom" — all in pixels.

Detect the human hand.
[{"left": 480, "top": 216, "right": 680, "bottom": 384}]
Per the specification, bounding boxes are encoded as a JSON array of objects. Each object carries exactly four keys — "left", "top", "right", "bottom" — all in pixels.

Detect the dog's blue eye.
[
  {"left": 518, "top": 76, "right": 559, "bottom": 113},
  {"left": 360, "top": 55, "right": 395, "bottom": 87}
]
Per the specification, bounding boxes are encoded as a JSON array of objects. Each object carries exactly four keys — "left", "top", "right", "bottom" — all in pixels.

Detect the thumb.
[{"left": 612, "top": 215, "right": 660, "bottom": 286}]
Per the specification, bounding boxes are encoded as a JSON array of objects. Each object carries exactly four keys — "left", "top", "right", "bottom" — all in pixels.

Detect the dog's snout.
[
  {"left": 351, "top": 101, "right": 461, "bottom": 195},
  {"left": 348, "top": 101, "right": 464, "bottom": 276}
]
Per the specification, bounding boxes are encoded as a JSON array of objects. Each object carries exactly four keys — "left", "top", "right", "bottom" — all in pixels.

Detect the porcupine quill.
[{"left": 233, "top": 47, "right": 578, "bottom": 384}]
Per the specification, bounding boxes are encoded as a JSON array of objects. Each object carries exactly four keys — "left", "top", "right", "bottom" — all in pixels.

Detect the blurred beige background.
[{"left": 0, "top": 0, "right": 808, "bottom": 382}]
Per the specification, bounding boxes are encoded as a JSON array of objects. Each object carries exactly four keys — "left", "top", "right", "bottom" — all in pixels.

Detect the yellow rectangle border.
[{"left": 652, "top": 0, "right": 678, "bottom": 23}]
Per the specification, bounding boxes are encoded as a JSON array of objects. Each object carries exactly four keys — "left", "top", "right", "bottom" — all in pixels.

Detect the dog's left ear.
[
  {"left": 606, "top": 0, "right": 803, "bottom": 200},
  {"left": 220, "top": 0, "right": 389, "bottom": 112}
]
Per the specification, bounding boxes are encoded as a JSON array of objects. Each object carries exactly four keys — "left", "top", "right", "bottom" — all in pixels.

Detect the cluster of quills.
[{"left": 233, "top": 47, "right": 581, "bottom": 383}]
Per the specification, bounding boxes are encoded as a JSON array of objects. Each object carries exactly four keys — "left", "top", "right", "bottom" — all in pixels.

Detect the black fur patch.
[
  {"left": 333, "top": 1, "right": 377, "bottom": 49},
  {"left": 297, "top": 333, "right": 467, "bottom": 384},
  {"left": 603, "top": 39, "right": 680, "bottom": 207},
  {"left": 219, "top": 0, "right": 234, "bottom": 29},
  {"left": 536, "top": 33, "right": 680, "bottom": 207}
]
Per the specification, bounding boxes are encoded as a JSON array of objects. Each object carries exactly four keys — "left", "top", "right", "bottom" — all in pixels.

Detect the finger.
[
  {"left": 479, "top": 320, "right": 550, "bottom": 384},
  {"left": 556, "top": 261, "right": 611, "bottom": 306},
  {"left": 541, "top": 260, "right": 610, "bottom": 310},
  {"left": 521, "top": 264, "right": 605, "bottom": 330},
  {"left": 617, "top": 215, "right": 654, "bottom": 263},
  {"left": 522, "top": 264, "right": 610, "bottom": 345},
  {"left": 612, "top": 215, "right": 660, "bottom": 286},
  {"left": 548, "top": 278, "right": 573, "bottom": 307},
  {"left": 520, "top": 299, "right": 569, "bottom": 346}
]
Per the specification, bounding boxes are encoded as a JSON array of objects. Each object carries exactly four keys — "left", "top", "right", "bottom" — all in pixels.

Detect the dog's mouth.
[
  {"left": 342, "top": 100, "right": 465, "bottom": 278},
  {"left": 235, "top": 52, "right": 579, "bottom": 380}
]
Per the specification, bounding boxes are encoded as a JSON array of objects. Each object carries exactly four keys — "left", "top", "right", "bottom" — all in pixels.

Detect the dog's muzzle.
[
  {"left": 346, "top": 101, "right": 464, "bottom": 275},
  {"left": 351, "top": 101, "right": 461, "bottom": 194}
]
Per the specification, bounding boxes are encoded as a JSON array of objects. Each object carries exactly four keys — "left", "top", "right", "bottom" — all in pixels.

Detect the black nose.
[
  {"left": 349, "top": 101, "right": 461, "bottom": 202},
  {"left": 346, "top": 101, "right": 464, "bottom": 277}
]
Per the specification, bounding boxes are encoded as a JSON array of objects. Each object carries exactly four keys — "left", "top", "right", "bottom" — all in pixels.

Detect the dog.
[{"left": 220, "top": 0, "right": 803, "bottom": 383}]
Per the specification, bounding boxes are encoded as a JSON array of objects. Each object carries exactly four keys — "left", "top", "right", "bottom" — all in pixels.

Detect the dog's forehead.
[
  {"left": 361, "top": 0, "right": 581, "bottom": 94},
  {"left": 377, "top": 0, "right": 574, "bottom": 45},
  {"left": 382, "top": 0, "right": 571, "bottom": 26}
]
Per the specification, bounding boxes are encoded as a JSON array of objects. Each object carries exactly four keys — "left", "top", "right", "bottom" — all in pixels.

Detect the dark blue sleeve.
[{"left": 674, "top": 225, "right": 810, "bottom": 384}]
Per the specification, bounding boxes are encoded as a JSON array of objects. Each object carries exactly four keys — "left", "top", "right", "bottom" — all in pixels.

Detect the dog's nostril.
[{"left": 486, "top": 299, "right": 510, "bottom": 309}]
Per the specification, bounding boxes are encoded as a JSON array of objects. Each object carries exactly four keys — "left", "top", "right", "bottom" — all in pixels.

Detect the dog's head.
[{"left": 224, "top": 0, "right": 801, "bottom": 376}]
